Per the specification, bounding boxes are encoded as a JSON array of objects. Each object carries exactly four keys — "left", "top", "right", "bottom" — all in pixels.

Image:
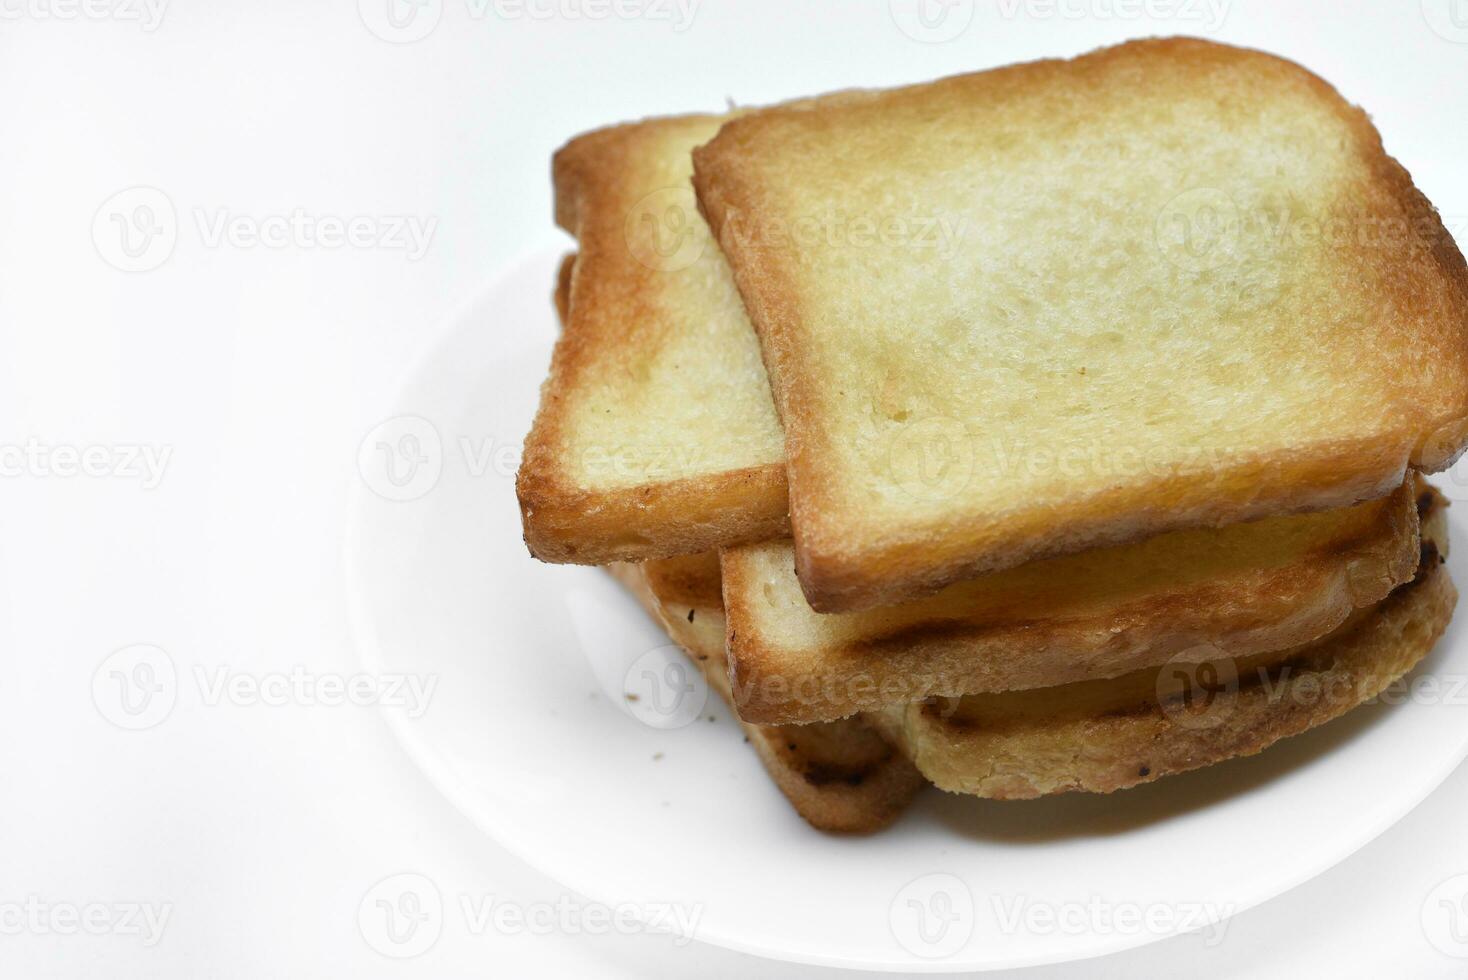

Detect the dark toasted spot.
[
  {"left": 1419, "top": 541, "right": 1441, "bottom": 579},
  {"left": 1138, "top": 765, "right": 1151, "bottom": 777},
  {"left": 802, "top": 762, "right": 876, "bottom": 787}
]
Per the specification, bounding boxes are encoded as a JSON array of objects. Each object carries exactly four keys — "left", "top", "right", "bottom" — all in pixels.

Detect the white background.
[{"left": 3, "top": 0, "right": 1468, "bottom": 976}]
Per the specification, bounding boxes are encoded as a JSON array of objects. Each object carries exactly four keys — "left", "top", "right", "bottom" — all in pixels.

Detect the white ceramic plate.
[{"left": 345, "top": 247, "right": 1468, "bottom": 972}]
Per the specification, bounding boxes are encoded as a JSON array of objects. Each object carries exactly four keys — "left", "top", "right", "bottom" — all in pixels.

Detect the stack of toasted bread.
[{"left": 517, "top": 38, "right": 1468, "bottom": 832}]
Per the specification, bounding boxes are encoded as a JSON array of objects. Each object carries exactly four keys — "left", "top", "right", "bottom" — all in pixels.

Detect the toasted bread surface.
[
  {"left": 866, "top": 492, "right": 1453, "bottom": 798},
  {"left": 640, "top": 550, "right": 722, "bottom": 609},
  {"left": 724, "top": 476, "right": 1423, "bottom": 724},
  {"left": 519, "top": 115, "right": 789, "bottom": 565},
  {"left": 607, "top": 559, "right": 923, "bottom": 832},
  {"left": 692, "top": 38, "right": 1468, "bottom": 612}
]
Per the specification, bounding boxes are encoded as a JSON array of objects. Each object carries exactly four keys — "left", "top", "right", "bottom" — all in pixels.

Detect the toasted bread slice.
[
  {"left": 692, "top": 38, "right": 1468, "bottom": 612},
  {"left": 553, "top": 251, "right": 575, "bottom": 324},
  {"left": 866, "top": 490, "right": 1453, "bottom": 798},
  {"left": 724, "top": 476, "right": 1423, "bottom": 724},
  {"left": 639, "top": 549, "right": 722, "bottom": 609},
  {"left": 519, "top": 115, "right": 789, "bottom": 565},
  {"left": 607, "top": 558, "right": 924, "bottom": 832},
  {"left": 547, "top": 253, "right": 769, "bottom": 595}
]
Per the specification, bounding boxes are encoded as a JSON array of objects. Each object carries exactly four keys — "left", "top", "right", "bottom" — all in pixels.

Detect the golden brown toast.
[
  {"left": 692, "top": 38, "right": 1468, "bottom": 612},
  {"left": 552, "top": 252, "right": 575, "bottom": 324},
  {"left": 606, "top": 558, "right": 924, "bottom": 833},
  {"left": 519, "top": 115, "right": 788, "bottom": 565},
  {"left": 723, "top": 476, "right": 1423, "bottom": 724},
  {"left": 867, "top": 491, "right": 1454, "bottom": 798},
  {"left": 551, "top": 251, "right": 920, "bottom": 829},
  {"left": 639, "top": 549, "right": 722, "bottom": 609}
]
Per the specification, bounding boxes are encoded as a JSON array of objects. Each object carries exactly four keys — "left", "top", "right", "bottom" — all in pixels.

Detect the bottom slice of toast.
[
  {"left": 866, "top": 491, "right": 1455, "bottom": 799},
  {"left": 608, "top": 555, "right": 925, "bottom": 833}
]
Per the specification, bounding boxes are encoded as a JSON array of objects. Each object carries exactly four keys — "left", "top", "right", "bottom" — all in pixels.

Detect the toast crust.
[
  {"left": 519, "top": 115, "right": 789, "bottom": 565},
  {"left": 692, "top": 38, "right": 1468, "bottom": 612},
  {"left": 639, "top": 550, "right": 722, "bottom": 609},
  {"left": 868, "top": 503, "right": 1454, "bottom": 798},
  {"left": 723, "top": 477, "right": 1424, "bottom": 725},
  {"left": 553, "top": 252, "right": 575, "bottom": 325},
  {"left": 607, "top": 559, "right": 923, "bottom": 832}
]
